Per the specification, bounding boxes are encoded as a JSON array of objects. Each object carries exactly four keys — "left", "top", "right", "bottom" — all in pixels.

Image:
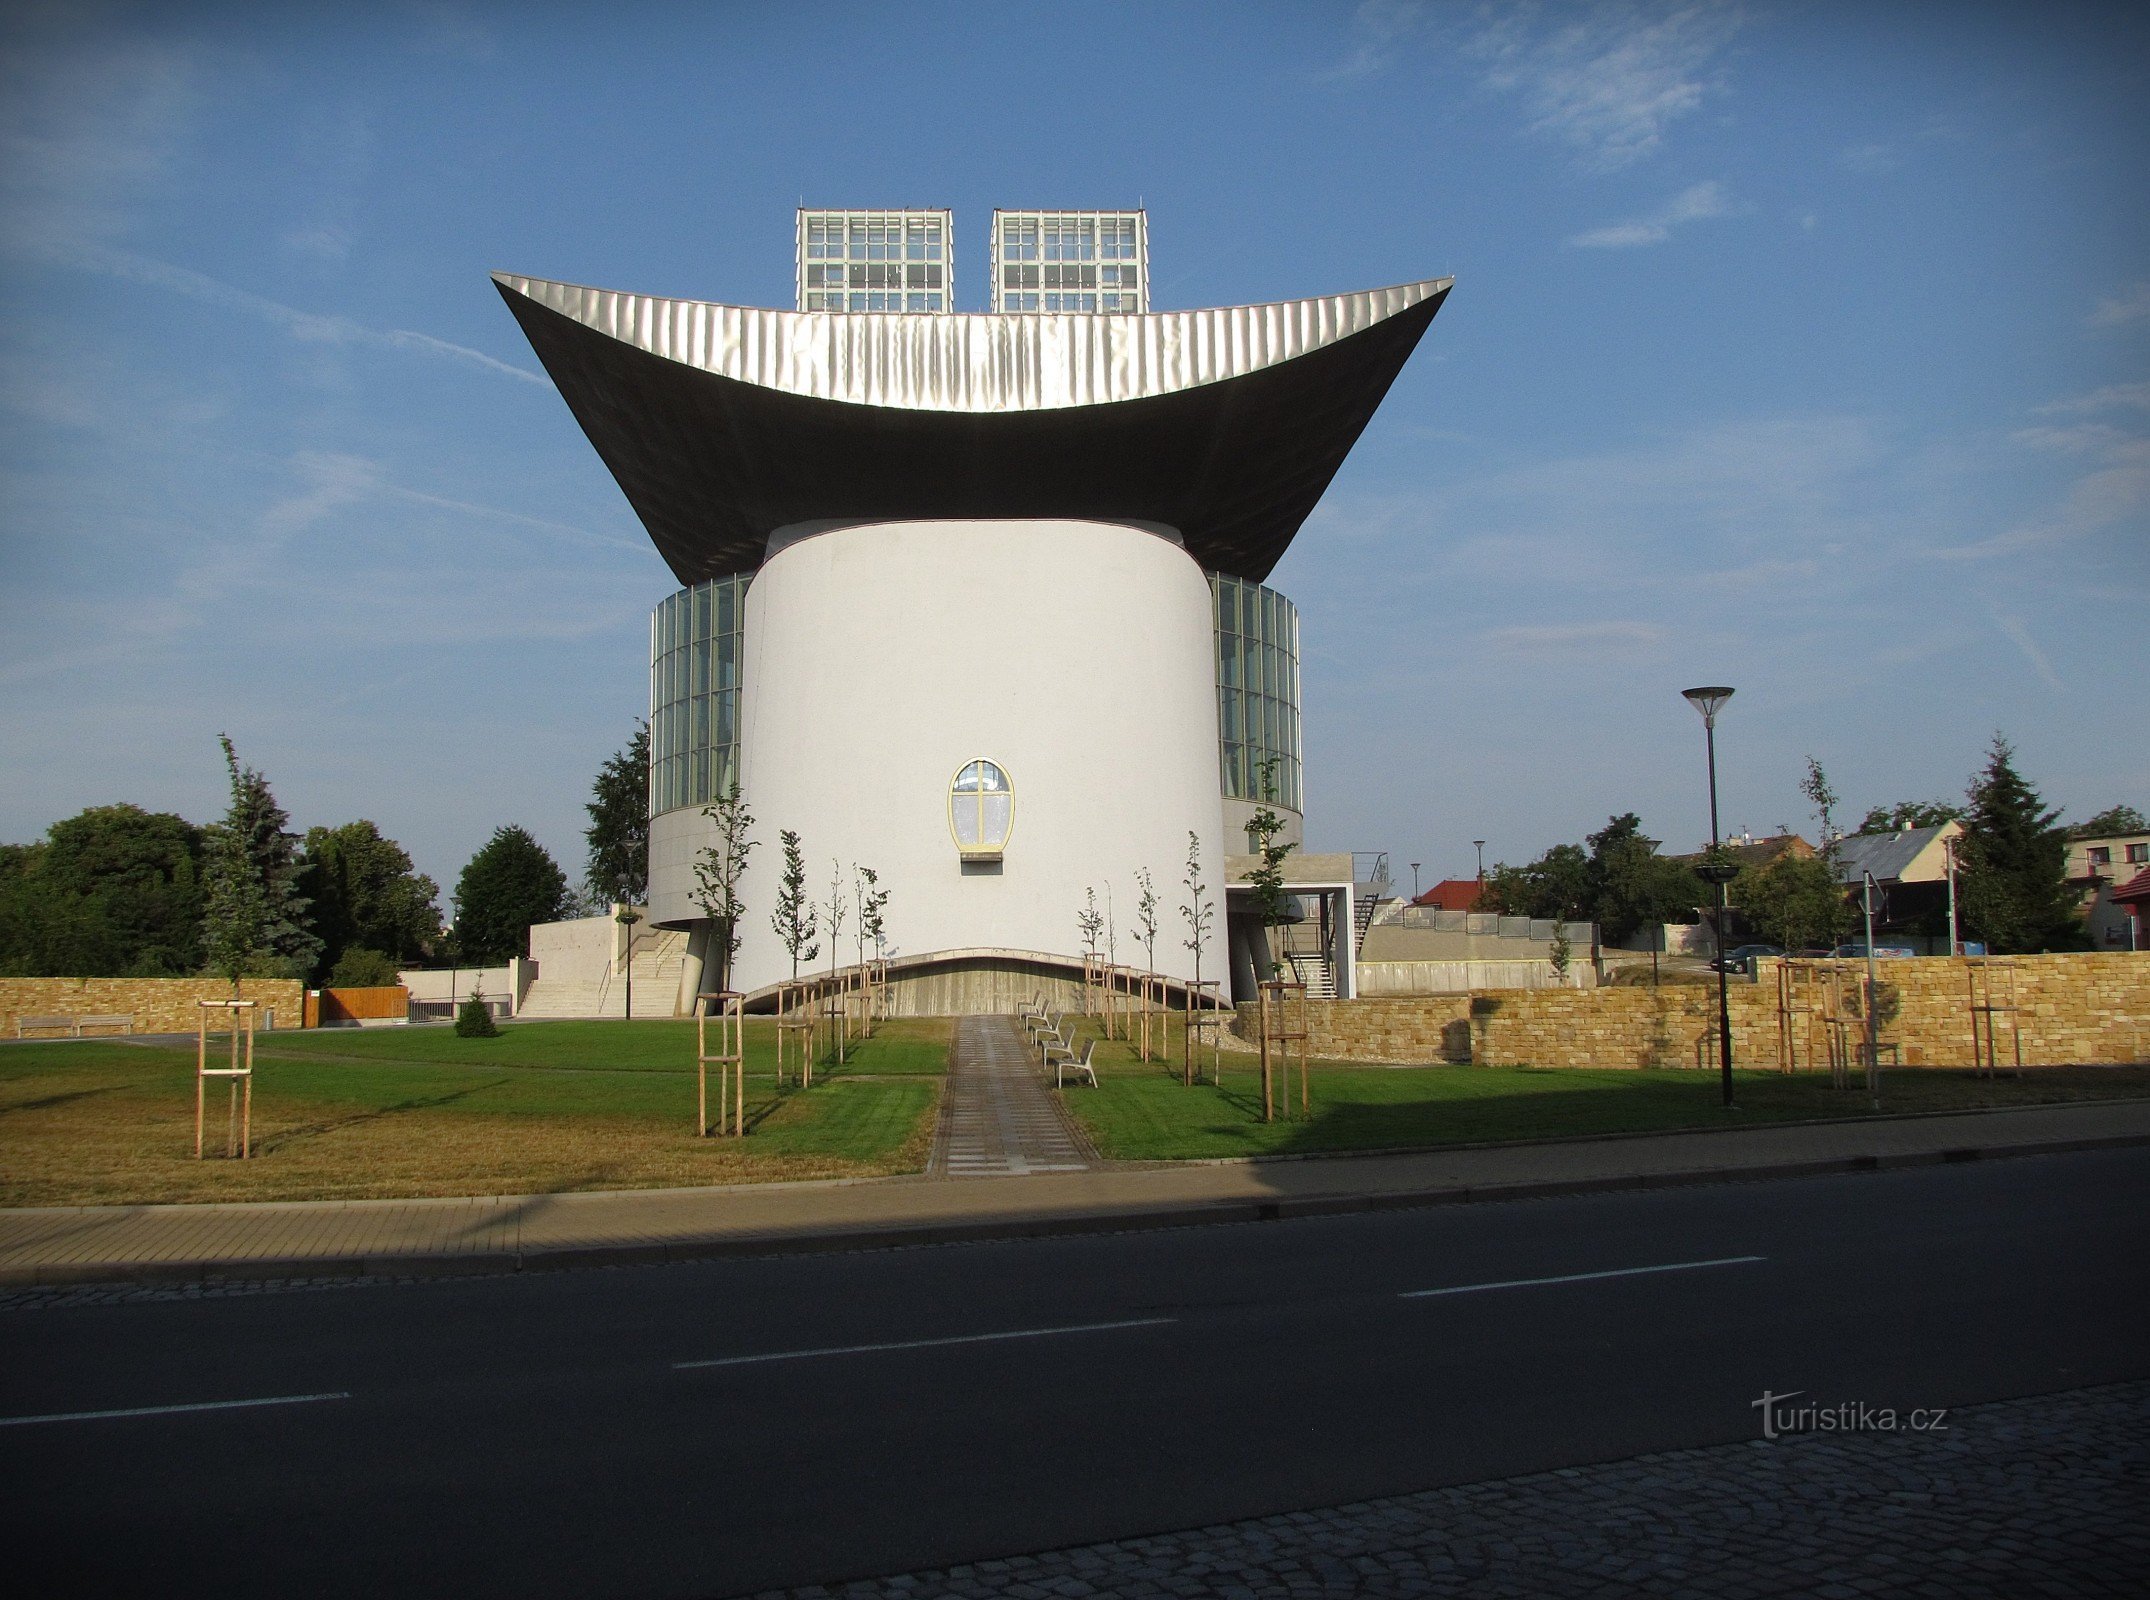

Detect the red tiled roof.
[
  {"left": 1412, "top": 880, "right": 1484, "bottom": 912},
  {"left": 2109, "top": 867, "right": 2150, "bottom": 906}
]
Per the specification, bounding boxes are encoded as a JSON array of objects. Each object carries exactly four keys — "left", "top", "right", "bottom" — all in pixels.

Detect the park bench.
[
  {"left": 15, "top": 1015, "right": 77, "bottom": 1038},
  {"left": 76, "top": 1014, "right": 135, "bottom": 1036}
]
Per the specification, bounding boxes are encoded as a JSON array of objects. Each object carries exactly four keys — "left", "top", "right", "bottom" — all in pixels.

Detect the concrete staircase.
[{"left": 515, "top": 928, "right": 689, "bottom": 1018}]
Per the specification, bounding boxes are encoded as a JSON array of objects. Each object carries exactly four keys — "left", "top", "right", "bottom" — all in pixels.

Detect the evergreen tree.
[
  {"left": 583, "top": 723, "right": 650, "bottom": 905},
  {"left": 1958, "top": 735, "right": 2077, "bottom": 953},
  {"left": 1242, "top": 759, "right": 1297, "bottom": 979},
  {"left": 771, "top": 830, "right": 817, "bottom": 980},
  {"left": 452, "top": 826, "right": 570, "bottom": 966},
  {"left": 201, "top": 735, "right": 319, "bottom": 982}
]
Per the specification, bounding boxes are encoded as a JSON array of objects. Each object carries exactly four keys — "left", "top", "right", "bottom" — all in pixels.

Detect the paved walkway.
[
  {"left": 739, "top": 1380, "right": 2150, "bottom": 1598},
  {"left": 930, "top": 1016, "right": 1096, "bottom": 1178},
  {"left": 1, "top": 1098, "right": 2145, "bottom": 1288}
]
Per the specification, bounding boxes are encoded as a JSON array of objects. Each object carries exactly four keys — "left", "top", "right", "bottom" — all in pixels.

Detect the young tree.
[
  {"left": 298, "top": 820, "right": 441, "bottom": 981},
  {"left": 821, "top": 859, "right": 848, "bottom": 983},
  {"left": 690, "top": 782, "right": 755, "bottom": 993},
  {"left": 1958, "top": 734, "right": 2077, "bottom": 953},
  {"left": 1242, "top": 760, "right": 1297, "bottom": 980},
  {"left": 1180, "top": 831, "right": 1214, "bottom": 993},
  {"left": 455, "top": 982, "right": 500, "bottom": 1038},
  {"left": 452, "top": 826, "right": 570, "bottom": 966},
  {"left": 202, "top": 735, "right": 320, "bottom": 983},
  {"left": 771, "top": 830, "right": 818, "bottom": 980},
  {"left": 852, "top": 864, "right": 889, "bottom": 968},
  {"left": 1800, "top": 757, "right": 1842, "bottom": 856},
  {"left": 1078, "top": 888, "right": 1103, "bottom": 957},
  {"left": 1548, "top": 922, "right": 1572, "bottom": 983},
  {"left": 583, "top": 723, "right": 650, "bottom": 906},
  {"left": 1134, "top": 867, "right": 1159, "bottom": 974}
]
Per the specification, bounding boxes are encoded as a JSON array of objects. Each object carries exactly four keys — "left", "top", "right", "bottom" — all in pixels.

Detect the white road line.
[
  {"left": 1400, "top": 1255, "right": 1767, "bottom": 1299},
  {"left": 674, "top": 1316, "right": 1176, "bottom": 1371},
  {"left": 0, "top": 1391, "right": 352, "bottom": 1428}
]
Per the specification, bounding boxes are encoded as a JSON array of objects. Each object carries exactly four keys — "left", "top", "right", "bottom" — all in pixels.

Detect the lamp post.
[
  {"left": 616, "top": 904, "right": 643, "bottom": 1021},
  {"left": 1410, "top": 862, "right": 1421, "bottom": 899},
  {"left": 1473, "top": 840, "right": 1486, "bottom": 887},
  {"left": 1682, "top": 686, "right": 1738, "bottom": 1109}
]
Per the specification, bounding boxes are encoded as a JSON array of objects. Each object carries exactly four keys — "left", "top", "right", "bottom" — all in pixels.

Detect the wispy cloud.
[
  {"left": 2088, "top": 281, "right": 2150, "bottom": 329},
  {"left": 2035, "top": 383, "right": 2150, "bottom": 415},
  {"left": 1468, "top": 1, "right": 1746, "bottom": 170},
  {"left": 1943, "top": 403, "right": 2150, "bottom": 560},
  {"left": 36, "top": 241, "right": 546, "bottom": 386},
  {"left": 1320, "top": 0, "right": 1425, "bottom": 82},
  {"left": 1993, "top": 612, "right": 2063, "bottom": 691},
  {"left": 1483, "top": 620, "right": 1666, "bottom": 655},
  {"left": 1567, "top": 178, "right": 1741, "bottom": 248},
  {"left": 1835, "top": 143, "right": 1900, "bottom": 175}
]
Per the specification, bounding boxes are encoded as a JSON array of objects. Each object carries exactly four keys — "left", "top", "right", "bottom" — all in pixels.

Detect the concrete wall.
[
  {"left": 1357, "top": 959, "right": 1593, "bottom": 995},
  {"left": 696, "top": 518, "right": 1227, "bottom": 995},
  {"left": 527, "top": 914, "right": 621, "bottom": 982},
  {"left": 397, "top": 967, "right": 512, "bottom": 1005},
  {"left": 1235, "top": 954, "right": 2150, "bottom": 1069},
  {"left": 3, "top": 977, "right": 305, "bottom": 1036}
]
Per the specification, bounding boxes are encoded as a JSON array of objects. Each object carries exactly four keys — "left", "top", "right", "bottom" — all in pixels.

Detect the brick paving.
[
  {"left": 742, "top": 1381, "right": 2150, "bottom": 1599},
  {"left": 930, "top": 1016, "right": 1097, "bottom": 1177}
]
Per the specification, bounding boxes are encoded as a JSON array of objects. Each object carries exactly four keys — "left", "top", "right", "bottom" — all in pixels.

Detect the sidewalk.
[{"left": 4, "top": 1099, "right": 2147, "bottom": 1288}]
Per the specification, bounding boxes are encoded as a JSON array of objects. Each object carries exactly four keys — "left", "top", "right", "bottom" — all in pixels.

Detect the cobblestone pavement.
[
  {"left": 743, "top": 1381, "right": 2150, "bottom": 1599},
  {"left": 930, "top": 1016, "right": 1096, "bottom": 1177}
]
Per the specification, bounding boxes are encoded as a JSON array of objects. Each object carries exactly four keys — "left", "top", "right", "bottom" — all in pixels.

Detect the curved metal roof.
[{"left": 494, "top": 272, "right": 1451, "bottom": 584}]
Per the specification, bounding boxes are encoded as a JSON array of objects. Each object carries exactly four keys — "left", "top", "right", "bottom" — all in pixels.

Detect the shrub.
[
  {"left": 455, "top": 986, "right": 499, "bottom": 1038},
  {"left": 329, "top": 945, "right": 400, "bottom": 987}
]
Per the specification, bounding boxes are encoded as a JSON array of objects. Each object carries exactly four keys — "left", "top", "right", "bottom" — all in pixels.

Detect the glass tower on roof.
[
  {"left": 991, "top": 209, "right": 1148, "bottom": 313},
  {"left": 796, "top": 209, "right": 954, "bottom": 312}
]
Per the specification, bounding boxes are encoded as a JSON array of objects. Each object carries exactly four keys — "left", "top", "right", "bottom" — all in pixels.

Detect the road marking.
[
  {"left": 674, "top": 1316, "right": 1176, "bottom": 1370},
  {"left": 1400, "top": 1255, "right": 1767, "bottom": 1299},
  {"left": 0, "top": 1391, "right": 352, "bottom": 1428}
]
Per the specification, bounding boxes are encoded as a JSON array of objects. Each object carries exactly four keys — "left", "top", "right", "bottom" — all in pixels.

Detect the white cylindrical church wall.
[{"left": 714, "top": 518, "right": 1224, "bottom": 994}]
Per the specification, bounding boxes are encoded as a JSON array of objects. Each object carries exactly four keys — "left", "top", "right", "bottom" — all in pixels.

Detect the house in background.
[
  {"left": 1412, "top": 879, "right": 1486, "bottom": 912},
  {"left": 2066, "top": 827, "right": 2150, "bottom": 948},
  {"left": 1831, "top": 821, "right": 1965, "bottom": 943}
]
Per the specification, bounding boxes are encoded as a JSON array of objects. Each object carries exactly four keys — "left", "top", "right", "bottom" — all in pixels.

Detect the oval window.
[{"left": 950, "top": 759, "right": 1013, "bottom": 861}]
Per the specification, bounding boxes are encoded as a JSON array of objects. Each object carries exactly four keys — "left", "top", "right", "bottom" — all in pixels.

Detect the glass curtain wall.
[
  {"left": 1210, "top": 574, "right": 1302, "bottom": 813},
  {"left": 650, "top": 577, "right": 750, "bottom": 818},
  {"left": 991, "top": 210, "right": 1148, "bottom": 313},
  {"left": 797, "top": 209, "right": 953, "bottom": 312}
]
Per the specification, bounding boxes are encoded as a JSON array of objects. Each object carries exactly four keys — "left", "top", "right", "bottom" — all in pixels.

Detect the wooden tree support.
[
  {"left": 820, "top": 969, "right": 851, "bottom": 1068},
  {"left": 775, "top": 980, "right": 818, "bottom": 1089},
  {"left": 1082, "top": 953, "right": 1109, "bottom": 1019},
  {"left": 695, "top": 990, "right": 746, "bottom": 1137},
  {"left": 1182, "top": 979, "right": 1224, "bottom": 1087},
  {"left": 195, "top": 999, "right": 257, "bottom": 1159},
  {"left": 1966, "top": 957, "right": 2024, "bottom": 1078},
  {"left": 1777, "top": 960, "right": 1857, "bottom": 1086},
  {"left": 1135, "top": 970, "right": 1167, "bottom": 1063},
  {"left": 1257, "top": 978, "right": 1310, "bottom": 1123}
]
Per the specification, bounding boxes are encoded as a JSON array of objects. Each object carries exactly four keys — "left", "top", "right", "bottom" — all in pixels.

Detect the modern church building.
[{"left": 494, "top": 209, "right": 1448, "bottom": 1010}]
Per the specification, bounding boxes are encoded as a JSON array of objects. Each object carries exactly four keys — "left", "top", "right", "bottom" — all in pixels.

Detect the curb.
[{"left": 6, "top": 1129, "right": 2147, "bottom": 1292}]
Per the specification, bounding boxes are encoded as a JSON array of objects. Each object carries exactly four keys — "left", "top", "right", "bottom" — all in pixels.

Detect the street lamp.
[
  {"left": 1410, "top": 862, "right": 1421, "bottom": 899},
  {"left": 616, "top": 904, "right": 643, "bottom": 1021},
  {"left": 1682, "top": 686, "right": 1738, "bottom": 1109},
  {"left": 1473, "top": 840, "right": 1486, "bottom": 886}
]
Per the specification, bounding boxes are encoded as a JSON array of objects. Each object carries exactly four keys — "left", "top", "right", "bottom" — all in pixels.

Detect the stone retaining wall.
[
  {"left": 1235, "top": 954, "right": 2150, "bottom": 1069},
  {"left": 2, "top": 977, "right": 306, "bottom": 1037}
]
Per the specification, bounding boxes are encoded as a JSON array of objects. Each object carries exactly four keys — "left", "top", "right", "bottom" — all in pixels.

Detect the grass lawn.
[
  {"left": 1055, "top": 1019, "right": 2150, "bottom": 1162},
  {"left": 0, "top": 1017, "right": 949, "bottom": 1207}
]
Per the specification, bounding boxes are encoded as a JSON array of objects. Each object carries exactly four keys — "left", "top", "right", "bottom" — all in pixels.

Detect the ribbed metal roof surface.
[{"left": 494, "top": 274, "right": 1451, "bottom": 584}]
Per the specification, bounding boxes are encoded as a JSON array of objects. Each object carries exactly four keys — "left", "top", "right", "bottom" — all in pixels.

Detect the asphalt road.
[{"left": 4, "top": 1148, "right": 2146, "bottom": 1599}]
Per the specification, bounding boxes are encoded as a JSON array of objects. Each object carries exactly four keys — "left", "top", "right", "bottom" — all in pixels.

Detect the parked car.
[
  {"left": 1711, "top": 943, "right": 1783, "bottom": 973},
  {"left": 1830, "top": 941, "right": 1917, "bottom": 959}
]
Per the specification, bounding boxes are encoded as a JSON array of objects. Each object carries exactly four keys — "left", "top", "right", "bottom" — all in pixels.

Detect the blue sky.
[{"left": 2, "top": 0, "right": 2144, "bottom": 901}]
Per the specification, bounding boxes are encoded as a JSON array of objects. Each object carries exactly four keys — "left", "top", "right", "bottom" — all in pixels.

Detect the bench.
[
  {"left": 77, "top": 1014, "right": 135, "bottom": 1036},
  {"left": 14, "top": 1015, "right": 77, "bottom": 1038},
  {"left": 1046, "top": 1037, "right": 1098, "bottom": 1089}
]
